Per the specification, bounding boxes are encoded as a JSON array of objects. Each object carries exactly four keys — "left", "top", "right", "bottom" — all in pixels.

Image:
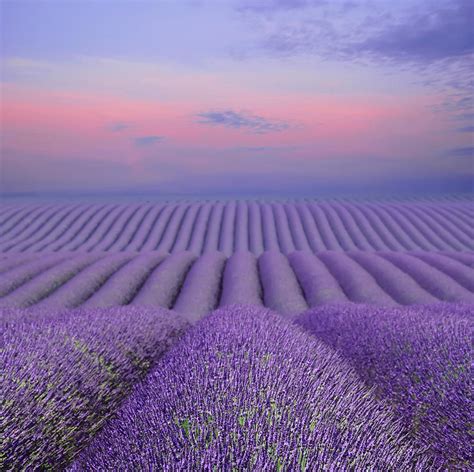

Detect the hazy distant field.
[
  {"left": 2, "top": 198, "right": 472, "bottom": 470},
  {"left": 1, "top": 200, "right": 472, "bottom": 254}
]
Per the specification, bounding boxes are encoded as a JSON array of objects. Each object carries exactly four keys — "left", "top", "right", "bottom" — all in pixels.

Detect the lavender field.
[
  {"left": 3, "top": 0, "right": 474, "bottom": 468},
  {"left": 1, "top": 199, "right": 473, "bottom": 470},
  {"left": 1, "top": 200, "right": 472, "bottom": 254}
]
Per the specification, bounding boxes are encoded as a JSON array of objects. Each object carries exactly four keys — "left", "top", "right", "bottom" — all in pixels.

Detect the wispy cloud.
[
  {"left": 251, "top": 1, "right": 473, "bottom": 63},
  {"left": 237, "top": 0, "right": 322, "bottom": 13},
  {"left": 456, "top": 126, "right": 474, "bottom": 133},
  {"left": 354, "top": 0, "right": 473, "bottom": 62},
  {"left": 232, "top": 146, "right": 268, "bottom": 152},
  {"left": 230, "top": 145, "right": 299, "bottom": 153},
  {"left": 196, "top": 110, "right": 290, "bottom": 134},
  {"left": 134, "top": 135, "right": 164, "bottom": 146},
  {"left": 445, "top": 146, "right": 474, "bottom": 158},
  {"left": 108, "top": 122, "right": 130, "bottom": 132},
  {"left": 247, "top": 0, "right": 473, "bottom": 122}
]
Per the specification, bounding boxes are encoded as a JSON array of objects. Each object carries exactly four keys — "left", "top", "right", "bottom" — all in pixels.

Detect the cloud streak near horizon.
[
  {"left": 134, "top": 136, "right": 164, "bottom": 146},
  {"left": 196, "top": 110, "right": 290, "bottom": 134}
]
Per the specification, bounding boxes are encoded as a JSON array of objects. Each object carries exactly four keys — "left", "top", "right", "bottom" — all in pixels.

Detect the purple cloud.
[
  {"left": 238, "top": 0, "right": 320, "bottom": 12},
  {"left": 355, "top": 0, "right": 473, "bottom": 62},
  {"left": 230, "top": 145, "right": 299, "bottom": 153},
  {"left": 196, "top": 110, "right": 290, "bottom": 134},
  {"left": 108, "top": 122, "right": 130, "bottom": 132},
  {"left": 456, "top": 126, "right": 474, "bottom": 133},
  {"left": 445, "top": 146, "right": 474, "bottom": 158},
  {"left": 258, "top": 1, "right": 473, "bottom": 63},
  {"left": 134, "top": 136, "right": 164, "bottom": 146}
]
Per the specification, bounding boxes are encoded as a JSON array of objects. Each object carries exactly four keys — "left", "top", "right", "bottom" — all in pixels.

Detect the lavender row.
[
  {"left": 296, "top": 303, "right": 473, "bottom": 469},
  {"left": 1, "top": 306, "right": 188, "bottom": 470},
  {"left": 1, "top": 251, "right": 473, "bottom": 312},
  {"left": 1, "top": 201, "right": 471, "bottom": 254},
  {"left": 173, "top": 251, "right": 226, "bottom": 322},
  {"left": 71, "top": 305, "right": 430, "bottom": 470},
  {"left": 0, "top": 253, "right": 98, "bottom": 308}
]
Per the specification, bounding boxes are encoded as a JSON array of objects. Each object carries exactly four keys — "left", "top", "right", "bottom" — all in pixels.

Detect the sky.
[{"left": 0, "top": 0, "right": 473, "bottom": 197}]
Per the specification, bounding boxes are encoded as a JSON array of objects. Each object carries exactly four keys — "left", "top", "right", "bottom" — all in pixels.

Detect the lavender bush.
[
  {"left": 219, "top": 251, "right": 263, "bottom": 307},
  {"left": 1, "top": 306, "right": 188, "bottom": 470},
  {"left": 381, "top": 252, "right": 474, "bottom": 302},
  {"left": 36, "top": 253, "right": 133, "bottom": 309},
  {"left": 82, "top": 252, "right": 165, "bottom": 307},
  {"left": 0, "top": 201, "right": 470, "bottom": 254},
  {"left": 71, "top": 305, "right": 430, "bottom": 470},
  {"left": 288, "top": 250, "right": 348, "bottom": 306},
  {"left": 348, "top": 251, "right": 437, "bottom": 305},
  {"left": 171, "top": 203, "right": 200, "bottom": 252},
  {"left": 258, "top": 251, "right": 308, "bottom": 316},
  {"left": 130, "top": 251, "right": 195, "bottom": 307},
  {"left": 318, "top": 251, "right": 397, "bottom": 305},
  {"left": 234, "top": 201, "right": 250, "bottom": 252},
  {"left": 412, "top": 252, "right": 474, "bottom": 292},
  {"left": 219, "top": 201, "right": 237, "bottom": 256},
  {"left": 0, "top": 254, "right": 98, "bottom": 307},
  {"left": 173, "top": 251, "right": 226, "bottom": 322},
  {"left": 0, "top": 253, "right": 37, "bottom": 274},
  {"left": 156, "top": 204, "right": 188, "bottom": 253},
  {"left": 51, "top": 204, "right": 110, "bottom": 252},
  {"left": 0, "top": 253, "right": 68, "bottom": 297},
  {"left": 296, "top": 303, "right": 473, "bottom": 469},
  {"left": 187, "top": 203, "right": 213, "bottom": 254}
]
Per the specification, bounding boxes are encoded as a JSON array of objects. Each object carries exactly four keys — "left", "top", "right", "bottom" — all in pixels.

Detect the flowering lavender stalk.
[
  {"left": 71, "top": 305, "right": 430, "bottom": 471},
  {"left": 296, "top": 303, "right": 473, "bottom": 469},
  {"left": 1, "top": 306, "right": 188, "bottom": 470}
]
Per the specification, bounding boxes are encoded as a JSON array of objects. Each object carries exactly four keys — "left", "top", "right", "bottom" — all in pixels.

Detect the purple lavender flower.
[
  {"left": 71, "top": 305, "right": 430, "bottom": 470},
  {"left": 1, "top": 306, "right": 188, "bottom": 470},
  {"left": 296, "top": 303, "right": 473, "bottom": 469}
]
